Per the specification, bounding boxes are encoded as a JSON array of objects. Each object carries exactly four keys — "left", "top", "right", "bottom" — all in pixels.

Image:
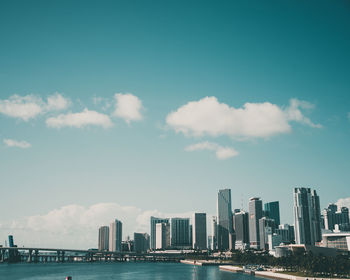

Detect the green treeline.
[{"left": 230, "top": 250, "right": 350, "bottom": 277}]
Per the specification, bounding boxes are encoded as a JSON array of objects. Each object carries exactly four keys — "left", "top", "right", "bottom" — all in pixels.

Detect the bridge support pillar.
[
  {"left": 56, "top": 251, "right": 61, "bottom": 262},
  {"left": 27, "top": 249, "right": 32, "bottom": 263},
  {"left": 34, "top": 250, "right": 39, "bottom": 263}
]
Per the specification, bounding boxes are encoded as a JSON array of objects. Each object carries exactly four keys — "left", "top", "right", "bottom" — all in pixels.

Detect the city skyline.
[{"left": 1, "top": 0, "right": 350, "bottom": 249}]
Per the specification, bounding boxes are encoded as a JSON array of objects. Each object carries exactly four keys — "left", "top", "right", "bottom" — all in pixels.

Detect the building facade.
[
  {"left": 109, "top": 219, "right": 122, "bottom": 252},
  {"left": 98, "top": 226, "right": 109, "bottom": 251},
  {"left": 156, "top": 222, "right": 170, "bottom": 249},
  {"left": 193, "top": 213, "right": 207, "bottom": 250},
  {"left": 217, "top": 189, "right": 233, "bottom": 251},
  {"left": 211, "top": 216, "right": 218, "bottom": 250},
  {"left": 259, "top": 217, "right": 275, "bottom": 250},
  {"left": 150, "top": 216, "right": 170, "bottom": 250},
  {"left": 233, "top": 210, "right": 250, "bottom": 249},
  {"left": 134, "top": 233, "right": 150, "bottom": 253},
  {"left": 264, "top": 201, "right": 280, "bottom": 226},
  {"left": 249, "top": 197, "right": 263, "bottom": 249},
  {"left": 293, "top": 188, "right": 322, "bottom": 245},
  {"left": 170, "top": 218, "right": 190, "bottom": 248}
]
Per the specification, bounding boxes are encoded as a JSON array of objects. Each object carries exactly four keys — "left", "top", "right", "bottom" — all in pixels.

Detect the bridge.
[{"left": 0, "top": 247, "right": 186, "bottom": 263}]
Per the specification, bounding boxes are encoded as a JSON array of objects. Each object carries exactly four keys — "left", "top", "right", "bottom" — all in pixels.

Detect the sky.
[{"left": 0, "top": 0, "right": 349, "bottom": 249}]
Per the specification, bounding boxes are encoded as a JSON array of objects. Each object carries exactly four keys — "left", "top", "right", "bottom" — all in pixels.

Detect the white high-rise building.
[
  {"left": 156, "top": 222, "right": 170, "bottom": 249},
  {"left": 150, "top": 217, "right": 170, "bottom": 250},
  {"left": 109, "top": 219, "right": 122, "bottom": 252},
  {"left": 193, "top": 213, "right": 207, "bottom": 250}
]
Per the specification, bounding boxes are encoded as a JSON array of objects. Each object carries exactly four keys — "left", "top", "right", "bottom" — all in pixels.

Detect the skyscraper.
[
  {"left": 323, "top": 204, "right": 338, "bottom": 230},
  {"left": 293, "top": 188, "right": 322, "bottom": 245},
  {"left": 249, "top": 197, "right": 263, "bottom": 249},
  {"left": 211, "top": 216, "right": 218, "bottom": 250},
  {"left": 98, "top": 226, "right": 109, "bottom": 251},
  {"left": 156, "top": 222, "right": 170, "bottom": 249},
  {"left": 259, "top": 217, "right": 275, "bottom": 250},
  {"left": 134, "top": 233, "right": 150, "bottom": 253},
  {"left": 234, "top": 210, "right": 249, "bottom": 249},
  {"left": 193, "top": 213, "right": 207, "bottom": 250},
  {"left": 171, "top": 218, "right": 190, "bottom": 248},
  {"left": 323, "top": 204, "right": 350, "bottom": 231},
  {"left": 217, "top": 189, "right": 233, "bottom": 251},
  {"left": 150, "top": 216, "right": 170, "bottom": 250},
  {"left": 109, "top": 219, "right": 123, "bottom": 252},
  {"left": 264, "top": 201, "right": 280, "bottom": 226}
]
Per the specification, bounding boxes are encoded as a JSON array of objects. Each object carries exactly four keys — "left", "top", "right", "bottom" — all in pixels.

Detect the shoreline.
[{"left": 219, "top": 266, "right": 350, "bottom": 280}]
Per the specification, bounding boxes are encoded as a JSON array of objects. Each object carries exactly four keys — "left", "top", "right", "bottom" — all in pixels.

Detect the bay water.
[{"left": 0, "top": 262, "right": 262, "bottom": 280}]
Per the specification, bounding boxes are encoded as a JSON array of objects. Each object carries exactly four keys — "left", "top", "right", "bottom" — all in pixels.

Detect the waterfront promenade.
[{"left": 219, "top": 266, "right": 350, "bottom": 280}]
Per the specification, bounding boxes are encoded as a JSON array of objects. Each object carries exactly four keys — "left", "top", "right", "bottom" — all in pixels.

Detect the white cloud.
[
  {"left": 285, "top": 98, "right": 322, "bottom": 128},
  {"left": 46, "top": 108, "right": 113, "bottom": 129},
  {"left": 336, "top": 197, "right": 350, "bottom": 210},
  {"left": 185, "top": 141, "right": 238, "bottom": 160},
  {"left": 3, "top": 139, "right": 31, "bottom": 149},
  {"left": 46, "top": 93, "right": 70, "bottom": 111},
  {"left": 113, "top": 93, "right": 143, "bottom": 123},
  {"left": 0, "top": 93, "right": 70, "bottom": 121},
  {"left": 0, "top": 203, "right": 193, "bottom": 249},
  {"left": 166, "top": 97, "right": 321, "bottom": 139},
  {"left": 0, "top": 95, "right": 44, "bottom": 121}
]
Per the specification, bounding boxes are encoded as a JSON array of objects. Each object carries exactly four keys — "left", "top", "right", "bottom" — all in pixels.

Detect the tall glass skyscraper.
[
  {"left": 264, "top": 201, "right": 280, "bottom": 226},
  {"left": 109, "top": 219, "right": 122, "bottom": 252},
  {"left": 193, "top": 213, "right": 207, "bottom": 250},
  {"left": 150, "top": 216, "right": 170, "bottom": 249},
  {"left": 170, "top": 218, "right": 190, "bottom": 248},
  {"left": 217, "top": 189, "right": 233, "bottom": 251},
  {"left": 293, "top": 188, "right": 322, "bottom": 245},
  {"left": 248, "top": 197, "right": 263, "bottom": 249}
]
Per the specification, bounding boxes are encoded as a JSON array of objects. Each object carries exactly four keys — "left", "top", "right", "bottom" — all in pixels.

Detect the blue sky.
[{"left": 0, "top": 0, "right": 349, "bottom": 248}]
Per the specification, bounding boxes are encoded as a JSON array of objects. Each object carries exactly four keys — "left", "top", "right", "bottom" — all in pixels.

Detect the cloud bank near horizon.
[{"left": 0, "top": 203, "right": 196, "bottom": 249}]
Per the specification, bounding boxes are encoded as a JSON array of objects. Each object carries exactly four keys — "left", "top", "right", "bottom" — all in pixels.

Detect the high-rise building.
[
  {"left": 338, "top": 207, "right": 350, "bottom": 225},
  {"left": 193, "top": 213, "right": 207, "bottom": 250},
  {"left": 276, "top": 224, "right": 295, "bottom": 244},
  {"left": 311, "top": 189, "right": 322, "bottom": 242},
  {"left": 264, "top": 201, "right": 280, "bottom": 226},
  {"left": 156, "top": 222, "right": 170, "bottom": 249},
  {"left": 189, "top": 225, "right": 193, "bottom": 247},
  {"left": 8, "top": 235, "right": 14, "bottom": 247},
  {"left": 171, "top": 218, "right": 190, "bottom": 248},
  {"left": 208, "top": 236, "right": 213, "bottom": 250},
  {"left": 134, "top": 233, "right": 150, "bottom": 253},
  {"left": 109, "top": 219, "right": 123, "bottom": 252},
  {"left": 234, "top": 210, "right": 249, "bottom": 249},
  {"left": 249, "top": 197, "right": 263, "bottom": 249},
  {"left": 323, "top": 204, "right": 350, "bottom": 232},
  {"left": 217, "top": 189, "right": 233, "bottom": 251},
  {"left": 323, "top": 204, "right": 338, "bottom": 230},
  {"left": 98, "top": 226, "right": 109, "bottom": 251},
  {"left": 211, "top": 216, "right": 218, "bottom": 250},
  {"left": 293, "top": 188, "right": 322, "bottom": 245},
  {"left": 259, "top": 217, "right": 275, "bottom": 250},
  {"left": 150, "top": 217, "right": 170, "bottom": 250}
]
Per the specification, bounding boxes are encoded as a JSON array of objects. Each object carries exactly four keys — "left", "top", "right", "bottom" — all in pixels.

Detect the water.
[{"left": 0, "top": 262, "right": 262, "bottom": 280}]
